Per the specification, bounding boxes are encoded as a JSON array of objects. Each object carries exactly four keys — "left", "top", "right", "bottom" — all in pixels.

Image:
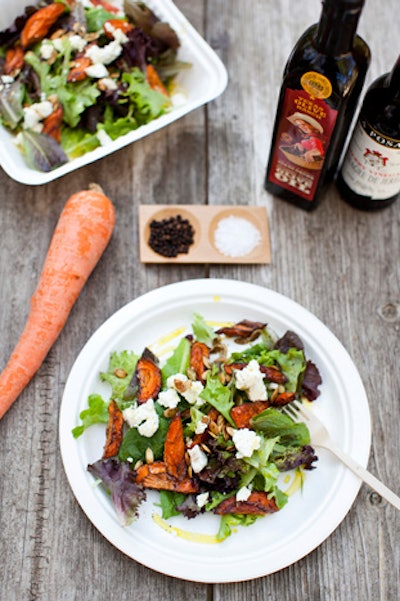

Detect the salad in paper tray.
[
  {"left": 0, "top": 0, "right": 227, "bottom": 183},
  {"left": 73, "top": 313, "right": 322, "bottom": 541}
]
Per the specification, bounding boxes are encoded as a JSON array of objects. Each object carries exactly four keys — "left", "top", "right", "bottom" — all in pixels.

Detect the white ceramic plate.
[
  {"left": 59, "top": 279, "right": 371, "bottom": 583},
  {"left": 0, "top": 0, "right": 228, "bottom": 185}
]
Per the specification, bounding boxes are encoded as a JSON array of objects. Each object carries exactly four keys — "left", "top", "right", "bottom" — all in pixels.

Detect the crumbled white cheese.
[
  {"left": 235, "top": 359, "right": 267, "bottom": 401},
  {"left": 69, "top": 34, "right": 88, "bottom": 53},
  {"left": 52, "top": 37, "right": 65, "bottom": 53},
  {"left": 103, "top": 21, "right": 129, "bottom": 44},
  {"left": 23, "top": 101, "right": 53, "bottom": 132},
  {"left": 196, "top": 492, "right": 209, "bottom": 508},
  {"left": 232, "top": 428, "right": 261, "bottom": 459},
  {"left": 98, "top": 77, "right": 118, "bottom": 91},
  {"left": 157, "top": 387, "right": 181, "bottom": 409},
  {"left": 40, "top": 40, "right": 55, "bottom": 60},
  {"left": 85, "top": 40, "right": 123, "bottom": 65},
  {"left": 0, "top": 75, "right": 14, "bottom": 85},
  {"left": 187, "top": 445, "right": 208, "bottom": 473},
  {"left": 236, "top": 485, "right": 252, "bottom": 502},
  {"left": 170, "top": 92, "right": 187, "bottom": 107},
  {"left": 166, "top": 373, "right": 205, "bottom": 406},
  {"left": 195, "top": 418, "right": 208, "bottom": 435},
  {"left": 85, "top": 63, "right": 109, "bottom": 79},
  {"left": 123, "top": 399, "right": 159, "bottom": 438},
  {"left": 97, "top": 129, "right": 113, "bottom": 146}
]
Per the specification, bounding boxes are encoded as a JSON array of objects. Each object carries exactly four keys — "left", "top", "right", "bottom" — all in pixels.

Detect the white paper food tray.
[{"left": 0, "top": 0, "right": 228, "bottom": 185}]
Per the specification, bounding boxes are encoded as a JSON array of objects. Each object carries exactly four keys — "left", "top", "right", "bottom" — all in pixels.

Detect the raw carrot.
[{"left": 0, "top": 184, "right": 115, "bottom": 420}]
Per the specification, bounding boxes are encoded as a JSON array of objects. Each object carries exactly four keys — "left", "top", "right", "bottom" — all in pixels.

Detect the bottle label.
[
  {"left": 341, "top": 119, "right": 400, "bottom": 200},
  {"left": 268, "top": 86, "right": 338, "bottom": 201}
]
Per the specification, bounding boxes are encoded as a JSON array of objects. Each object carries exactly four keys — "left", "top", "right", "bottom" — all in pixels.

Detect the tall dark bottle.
[
  {"left": 264, "top": 0, "right": 370, "bottom": 210},
  {"left": 337, "top": 56, "right": 400, "bottom": 210}
]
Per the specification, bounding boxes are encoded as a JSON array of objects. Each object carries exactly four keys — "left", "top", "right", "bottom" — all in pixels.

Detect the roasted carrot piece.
[
  {"left": 216, "top": 320, "right": 266, "bottom": 340},
  {"left": 0, "top": 185, "right": 115, "bottom": 420},
  {"left": 135, "top": 349, "right": 162, "bottom": 403},
  {"left": 4, "top": 45, "right": 24, "bottom": 76},
  {"left": 135, "top": 462, "right": 199, "bottom": 493},
  {"left": 270, "top": 391, "right": 296, "bottom": 407},
  {"left": 146, "top": 64, "right": 169, "bottom": 96},
  {"left": 42, "top": 105, "right": 63, "bottom": 142},
  {"left": 104, "top": 19, "right": 133, "bottom": 39},
  {"left": 20, "top": 3, "right": 66, "bottom": 48},
  {"left": 230, "top": 401, "right": 270, "bottom": 429},
  {"left": 67, "top": 56, "right": 92, "bottom": 83},
  {"left": 163, "top": 414, "right": 187, "bottom": 480},
  {"left": 190, "top": 340, "right": 210, "bottom": 382},
  {"left": 91, "top": 0, "right": 120, "bottom": 14},
  {"left": 214, "top": 491, "right": 279, "bottom": 516},
  {"left": 102, "top": 400, "right": 124, "bottom": 458}
]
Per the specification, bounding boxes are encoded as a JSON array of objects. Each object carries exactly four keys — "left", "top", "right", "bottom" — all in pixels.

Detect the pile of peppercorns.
[{"left": 148, "top": 214, "right": 195, "bottom": 258}]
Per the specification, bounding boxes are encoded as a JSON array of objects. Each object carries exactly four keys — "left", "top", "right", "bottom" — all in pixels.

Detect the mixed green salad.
[
  {"left": 73, "top": 314, "right": 322, "bottom": 541},
  {"left": 0, "top": 0, "right": 188, "bottom": 171}
]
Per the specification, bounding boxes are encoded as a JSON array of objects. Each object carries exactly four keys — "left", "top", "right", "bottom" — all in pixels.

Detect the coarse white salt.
[{"left": 213, "top": 215, "right": 261, "bottom": 257}]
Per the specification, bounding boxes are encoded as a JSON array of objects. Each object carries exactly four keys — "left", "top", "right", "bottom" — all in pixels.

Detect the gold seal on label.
[{"left": 301, "top": 71, "right": 332, "bottom": 99}]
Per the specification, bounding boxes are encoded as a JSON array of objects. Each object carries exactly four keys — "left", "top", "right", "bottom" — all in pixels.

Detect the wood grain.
[{"left": 0, "top": 0, "right": 399, "bottom": 600}]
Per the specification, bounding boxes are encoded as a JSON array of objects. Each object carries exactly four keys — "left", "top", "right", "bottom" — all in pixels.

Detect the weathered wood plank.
[{"left": 0, "top": 0, "right": 399, "bottom": 599}]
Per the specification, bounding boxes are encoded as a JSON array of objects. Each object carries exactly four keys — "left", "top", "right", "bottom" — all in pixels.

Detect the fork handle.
[{"left": 323, "top": 441, "right": 400, "bottom": 511}]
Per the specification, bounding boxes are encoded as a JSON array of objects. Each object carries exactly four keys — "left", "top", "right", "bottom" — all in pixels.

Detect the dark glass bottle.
[
  {"left": 337, "top": 56, "right": 400, "bottom": 210},
  {"left": 264, "top": 0, "right": 370, "bottom": 210}
]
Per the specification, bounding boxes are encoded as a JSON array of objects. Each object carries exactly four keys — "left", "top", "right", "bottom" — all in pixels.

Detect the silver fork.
[{"left": 283, "top": 400, "right": 400, "bottom": 511}]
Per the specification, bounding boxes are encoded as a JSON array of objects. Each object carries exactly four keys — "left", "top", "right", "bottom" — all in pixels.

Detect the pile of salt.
[{"left": 213, "top": 215, "right": 261, "bottom": 257}]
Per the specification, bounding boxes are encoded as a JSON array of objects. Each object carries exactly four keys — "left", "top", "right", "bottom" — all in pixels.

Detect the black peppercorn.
[{"left": 148, "top": 214, "right": 195, "bottom": 257}]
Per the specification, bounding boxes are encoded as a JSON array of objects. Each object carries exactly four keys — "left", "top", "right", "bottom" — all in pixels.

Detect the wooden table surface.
[{"left": 1, "top": 1, "right": 399, "bottom": 599}]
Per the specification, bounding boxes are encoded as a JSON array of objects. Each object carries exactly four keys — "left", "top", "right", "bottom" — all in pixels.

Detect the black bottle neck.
[
  {"left": 315, "top": 2, "right": 364, "bottom": 56},
  {"left": 386, "top": 55, "right": 400, "bottom": 100}
]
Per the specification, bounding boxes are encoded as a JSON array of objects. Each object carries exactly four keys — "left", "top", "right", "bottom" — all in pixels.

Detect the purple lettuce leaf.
[
  {"left": 176, "top": 495, "right": 203, "bottom": 519},
  {"left": 274, "top": 445, "right": 318, "bottom": 471},
  {"left": 274, "top": 330, "right": 304, "bottom": 353},
  {"left": 302, "top": 360, "right": 323, "bottom": 401},
  {"left": 88, "top": 458, "right": 146, "bottom": 526}
]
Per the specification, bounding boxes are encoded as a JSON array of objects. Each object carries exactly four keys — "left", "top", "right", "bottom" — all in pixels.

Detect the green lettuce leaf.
[
  {"left": 200, "top": 373, "right": 235, "bottom": 426},
  {"left": 118, "top": 406, "right": 170, "bottom": 464},
  {"left": 161, "top": 337, "right": 191, "bottom": 384},
  {"left": 58, "top": 80, "right": 101, "bottom": 128},
  {"left": 100, "top": 350, "right": 139, "bottom": 401},
  {"left": 85, "top": 7, "right": 125, "bottom": 32},
  {"left": 121, "top": 69, "right": 170, "bottom": 122},
  {"left": 192, "top": 313, "right": 216, "bottom": 346},
  {"left": 61, "top": 126, "right": 100, "bottom": 159},
  {"left": 251, "top": 407, "right": 310, "bottom": 447},
  {"left": 158, "top": 491, "right": 187, "bottom": 519},
  {"left": 72, "top": 393, "right": 109, "bottom": 438},
  {"left": 216, "top": 513, "right": 258, "bottom": 542}
]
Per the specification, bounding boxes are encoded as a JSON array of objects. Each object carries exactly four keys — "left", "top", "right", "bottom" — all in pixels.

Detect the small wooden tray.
[{"left": 139, "top": 205, "right": 271, "bottom": 264}]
